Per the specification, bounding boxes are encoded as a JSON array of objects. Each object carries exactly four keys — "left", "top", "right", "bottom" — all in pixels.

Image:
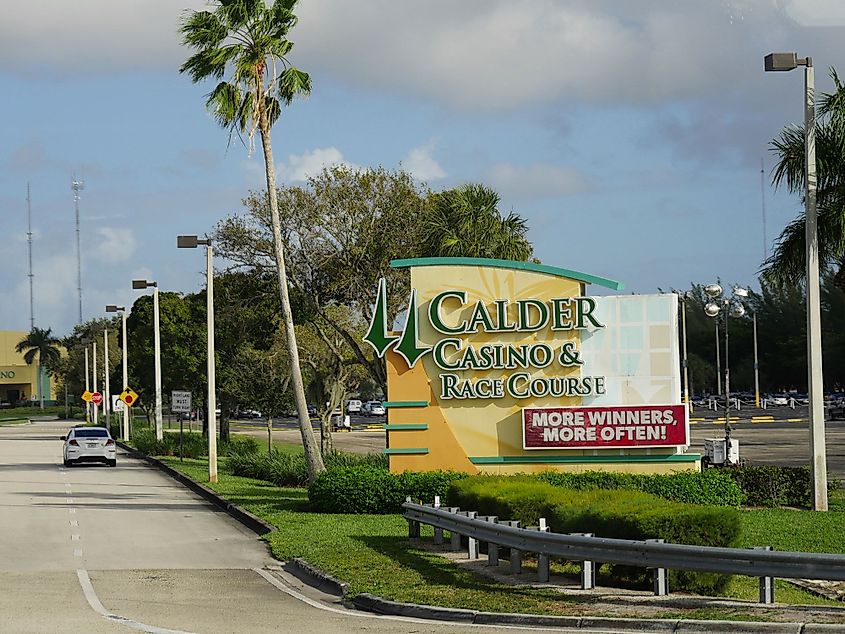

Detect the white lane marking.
[
  {"left": 74, "top": 549, "right": 83, "bottom": 557},
  {"left": 66, "top": 498, "right": 75, "bottom": 504},
  {"left": 71, "top": 534, "right": 80, "bottom": 541},
  {"left": 69, "top": 508, "right": 76, "bottom": 514},
  {"left": 70, "top": 520, "right": 79, "bottom": 527},
  {"left": 254, "top": 568, "right": 565, "bottom": 631},
  {"left": 76, "top": 569, "right": 196, "bottom": 634}
]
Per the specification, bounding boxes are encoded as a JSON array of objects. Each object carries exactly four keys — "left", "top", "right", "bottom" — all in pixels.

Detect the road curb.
[
  {"left": 286, "top": 558, "right": 349, "bottom": 597},
  {"left": 116, "top": 441, "right": 275, "bottom": 536}
]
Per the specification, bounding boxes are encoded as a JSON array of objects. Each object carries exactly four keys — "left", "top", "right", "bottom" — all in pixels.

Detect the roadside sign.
[
  {"left": 91, "top": 392, "right": 103, "bottom": 406},
  {"left": 81, "top": 390, "right": 93, "bottom": 403},
  {"left": 171, "top": 390, "right": 192, "bottom": 414},
  {"left": 120, "top": 387, "right": 139, "bottom": 407},
  {"left": 112, "top": 395, "right": 125, "bottom": 412}
]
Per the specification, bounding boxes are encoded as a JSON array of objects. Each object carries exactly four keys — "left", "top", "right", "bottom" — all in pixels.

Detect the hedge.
[
  {"left": 728, "top": 465, "right": 840, "bottom": 508},
  {"left": 537, "top": 469, "right": 743, "bottom": 507},
  {"left": 132, "top": 429, "right": 259, "bottom": 460},
  {"left": 308, "top": 466, "right": 468, "bottom": 514},
  {"left": 448, "top": 476, "right": 741, "bottom": 595},
  {"left": 229, "top": 450, "right": 389, "bottom": 488}
]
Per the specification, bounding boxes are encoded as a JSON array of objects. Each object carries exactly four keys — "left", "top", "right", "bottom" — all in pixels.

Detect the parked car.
[
  {"left": 767, "top": 394, "right": 789, "bottom": 406},
  {"left": 363, "top": 401, "right": 385, "bottom": 417},
  {"left": 62, "top": 426, "right": 116, "bottom": 467},
  {"left": 345, "top": 399, "right": 363, "bottom": 415},
  {"left": 239, "top": 409, "right": 262, "bottom": 419},
  {"left": 307, "top": 403, "right": 317, "bottom": 416}
]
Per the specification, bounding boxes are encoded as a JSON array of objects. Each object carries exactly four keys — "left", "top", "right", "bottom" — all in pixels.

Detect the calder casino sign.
[{"left": 365, "top": 258, "right": 694, "bottom": 475}]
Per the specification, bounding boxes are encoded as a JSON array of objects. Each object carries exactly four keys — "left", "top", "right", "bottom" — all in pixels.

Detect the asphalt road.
[{"left": 0, "top": 419, "right": 590, "bottom": 634}]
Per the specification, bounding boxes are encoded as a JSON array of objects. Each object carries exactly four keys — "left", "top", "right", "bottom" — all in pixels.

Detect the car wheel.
[
  {"left": 63, "top": 459, "right": 72, "bottom": 467},
  {"left": 108, "top": 459, "right": 117, "bottom": 468}
]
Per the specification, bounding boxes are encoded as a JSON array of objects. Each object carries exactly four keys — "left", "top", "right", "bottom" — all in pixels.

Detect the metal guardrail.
[{"left": 403, "top": 500, "right": 845, "bottom": 604}]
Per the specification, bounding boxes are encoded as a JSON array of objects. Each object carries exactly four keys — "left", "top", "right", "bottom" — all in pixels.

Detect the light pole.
[
  {"left": 177, "top": 235, "right": 217, "bottom": 483},
  {"left": 765, "top": 51, "right": 828, "bottom": 510},
  {"left": 704, "top": 283, "right": 748, "bottom": 459},
  {"left": 133, "top": 279, "right": 162, "bottom": 441},
  {"left": 92, "top": 338, "right": 98, "bottom": 427},
  {"left": 103, "top": 329, "right": 110, "bottom": 430},
  {"left": 753, "top": 312, "right": 761, "bottom": 408},
  {"left": 82, "top": 337, "right": 91, "bottom": 423},
  {"left": 107, "top": 305, "right": 129, "bottom": 440}
]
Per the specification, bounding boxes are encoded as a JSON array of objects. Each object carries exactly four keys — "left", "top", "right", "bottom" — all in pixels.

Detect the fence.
[{"left": 403, "top": 499, "right": 845, "bottom": 604}]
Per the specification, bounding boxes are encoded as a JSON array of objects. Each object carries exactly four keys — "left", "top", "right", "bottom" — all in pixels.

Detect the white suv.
[
  {"left": 363, "top": 401, "right": 385, "bottom": 417},
  {"left": 62, "top": 427, "right": 117, "bottom": 467}
]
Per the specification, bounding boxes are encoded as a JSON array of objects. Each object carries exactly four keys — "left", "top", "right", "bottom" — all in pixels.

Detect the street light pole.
[
  {"left": 133, "top": 279, "right": 163, "bottom": 440},
  {"left": 177, "top": 234, "right": 217, "bottom": 483},
  {"left": 765, "top": 52, "right": 828, "bottom": 511},
  {"left": 715, "top": 324, "right": 722, "bottom": 396},
  {"left": 753, "top": 312, "right": 761, "bottom": 408},
  {"left": 107, "top": 305, "right": 129, "bottom": 440},
  {"left": 92, "top": 339, "right": 98, "bottom": 427},
  {"left": 104, "top": 329, "right": 110, "bottom": 430},
  {"left": 84, "top": 345, "right": 90, "bottom": 423}
]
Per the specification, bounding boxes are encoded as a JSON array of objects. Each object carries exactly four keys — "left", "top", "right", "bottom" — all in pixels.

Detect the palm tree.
[
  {"left": 420, "top": 184, "right": 534, "bottom": 261},
  {"left": 16, "top": 327, "right": 62, "bottom": 409},
  {"left": 180, "top": 0, "right": 324, "bottom": 479},
  {"left": 761, "top": 68, "right": 845, "bottom": 289}
]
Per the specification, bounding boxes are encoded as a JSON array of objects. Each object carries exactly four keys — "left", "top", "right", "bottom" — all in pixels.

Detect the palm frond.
[
  {"left": 179, "top": 11, "right": 227, "bottom": 49},
  {"left": 278, "top": 67, "right": 311, "bottom": 105}
]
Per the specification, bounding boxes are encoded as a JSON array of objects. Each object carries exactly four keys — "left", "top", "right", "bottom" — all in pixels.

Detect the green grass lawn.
[
  {"left": 157, "top": 456, "right": 845, "bottom": 620},
  {"left": 0, "top": 418, "right": 28, "bottom": 426}
]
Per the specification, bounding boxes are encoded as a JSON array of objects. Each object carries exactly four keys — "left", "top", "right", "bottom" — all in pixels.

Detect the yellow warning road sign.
[
  {"left": 81, "top": 390, "right": 93, "bottom": 403},
  {"left": 120, "top": 388, "right": 139, "bottom": 407}
]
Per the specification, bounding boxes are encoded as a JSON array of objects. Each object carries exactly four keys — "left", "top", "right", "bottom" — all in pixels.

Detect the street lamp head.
[
  {"left": 730, "top": 303, "right": 746, "bottom": 318},
  {"left": 105, "top": 304, "right": 125, "bottom": 313},
  {"left": 132, "top": 279, "right": 156, "bottom": 289},
  {"left": 177, "top": 235, "right": 199, "bottom": 249},
  {"left": 764, "top": 52, "right": 798, "bottom": 72},
  {"left": 704, "top": 283, "right": 723, "bottom": 299},
  {"left": 704, "top": 302, "right": 721, "bottom": 318}
]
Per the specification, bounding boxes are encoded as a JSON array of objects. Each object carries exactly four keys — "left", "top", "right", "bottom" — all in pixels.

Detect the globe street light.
[
  {"left": 704, "top": 283, "right": 748, "bottom": 463},
  {"left": 177, "top": 235, "right": 218, "bottom": 483},
  {"left": 133, "top": 279, "right": 163, "bottom": 441},
  {"left": 106, "top": 305, "right": 129, "bottom": 440},
  {"left": 765, "top": 51, "right": 828, "bottom": 511}
]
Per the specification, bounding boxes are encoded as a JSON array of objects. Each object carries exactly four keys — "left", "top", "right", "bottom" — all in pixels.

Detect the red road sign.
[{"left": 91, "top": 392, "right": 103, "bottom": 406}]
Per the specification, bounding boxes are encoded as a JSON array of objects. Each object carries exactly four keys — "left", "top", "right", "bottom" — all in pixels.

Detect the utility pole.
[
  {"left": 71, "top": 178, "right": 85, "bottom": 324},
  {"left": 26, "top": 183, "right": 34, "bottom": 331},
  {"left": 760, "top": 158, "right": 768, "bottom": 260}
]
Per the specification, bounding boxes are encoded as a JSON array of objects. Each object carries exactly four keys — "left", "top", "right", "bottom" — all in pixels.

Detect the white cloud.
[
  {"left": 276, "top": 147, "right": 358, "bottom": 183},
  {"left": 94, "top": 228, "right": 138, "bottom": 263},
  {"left": 401, "top": 141, "right": 446, "bottom": 182},
  {"left": 486, "top": 162, "right": 590, "bottom": 199}
]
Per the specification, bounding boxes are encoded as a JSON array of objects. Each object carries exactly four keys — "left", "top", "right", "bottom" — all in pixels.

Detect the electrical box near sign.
[{"left": 703, "top": 437, "right": 740, "bottom": 467}]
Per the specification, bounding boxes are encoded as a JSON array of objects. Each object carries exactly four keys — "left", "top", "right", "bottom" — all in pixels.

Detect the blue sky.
[{"left": 2, "top": 0, "right": 845, "bottom": 336}]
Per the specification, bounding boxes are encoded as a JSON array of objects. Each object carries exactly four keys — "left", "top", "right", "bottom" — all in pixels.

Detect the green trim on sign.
[
  {"left": 390, "top": 257, "right": 624, "bottom": 291},
  {"left": 384, "top": 448, "right": 429, "bottom": 455},
  {"left": 384, "top": 424, "right": 429, "bottom": 431},
  {"left": 382, "top": 400, "right": 429, "bottom": 408},
  {"left": 469, "top": 454, "right": 700, "bottom": 465}
]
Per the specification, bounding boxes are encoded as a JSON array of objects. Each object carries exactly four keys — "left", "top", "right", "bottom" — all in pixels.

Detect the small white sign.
[
  {"left": 112, "top": 395, "right": 125, "bottom": 412},
  {"left": 171, "top": 390, "right": 192, "bottom": 413}
]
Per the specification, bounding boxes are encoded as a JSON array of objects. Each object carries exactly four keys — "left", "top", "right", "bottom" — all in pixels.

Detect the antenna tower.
[
  {"left": 26, "top": 183, "right": 34, "bottom": 330},
  {"left": 72, "top": 177, "right": 85, "bottom": 324}
]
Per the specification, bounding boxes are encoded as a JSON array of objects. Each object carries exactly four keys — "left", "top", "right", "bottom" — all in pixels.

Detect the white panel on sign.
[{"left": 171, "top": 391, "right": 192, "bottom": 413}]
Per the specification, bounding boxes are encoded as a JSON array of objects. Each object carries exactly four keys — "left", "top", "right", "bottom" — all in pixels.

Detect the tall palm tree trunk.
[
  {"left": 38, "top": 363, "right": 44, "bottom": 409},
  {"left": 257, "top": 88, "right": 325, "bottom": 480}
]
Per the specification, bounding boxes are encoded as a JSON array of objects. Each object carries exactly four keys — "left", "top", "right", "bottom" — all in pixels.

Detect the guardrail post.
[
  {"left": 456, "top": 511, "right": 477, "bottom": 556},
  {"left": 433, "top": 497, "right": 444, "bottom": 545},
  {"left": 405, "top": 497, "right": 420, "bottom": 540},
  {"left": 573, "top": 533, "right": 595, "bottom": 590},
  {"left": 501, "top": 521, "right": 522, "bottom": 574},
  {"left": 484, "top": 516, "right": 501, "bottom": 566},
  {"left": 753, "top": 546, "right": 775, "bottom": 604},
  {"left": 647, "top": 539, "right": 668, "bottom": 596},
  {"left": 448, "top": 508, "right": 461, "bottom": 551},
  {"left": 534, "top": 519, "right": 550, "bottom": 582}
]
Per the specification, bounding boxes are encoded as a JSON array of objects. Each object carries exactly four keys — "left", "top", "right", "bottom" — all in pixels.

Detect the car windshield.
[{"left": 73, "top": 429, "right": 109, "bottom": 438}]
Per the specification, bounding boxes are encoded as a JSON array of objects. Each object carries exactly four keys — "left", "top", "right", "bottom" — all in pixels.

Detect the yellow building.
[{"left": 0, "top": 330, "right": 56, "bottom": 405}]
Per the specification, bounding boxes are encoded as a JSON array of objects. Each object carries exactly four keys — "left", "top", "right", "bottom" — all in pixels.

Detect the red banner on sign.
[{"left": 522, "top": 404, "right": 688, "bottom": 450}]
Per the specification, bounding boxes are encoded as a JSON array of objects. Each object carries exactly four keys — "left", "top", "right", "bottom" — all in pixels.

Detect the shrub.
[
  {"left": 131, "top": 429, "right": 208, "bottom": 459},
  {"left": 448, "top": 476, "right": 740, "bottom": 595},
  {"left": 222, "top": 435, "right": 259, "bottom": 457},
  {"left": 227, "top": 449, "right": 389, "bottom": 488},
  {"left": 308, "top": 466, "right": 468, "bottom": 514},
  {"left": 728, "top": 465, "right": 839, "bottom": 508},
  {"left": 537, "top": 469, "right": 743, "bottom": 507}
]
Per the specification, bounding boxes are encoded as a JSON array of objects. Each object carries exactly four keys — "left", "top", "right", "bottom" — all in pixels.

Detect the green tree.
[
  {"left": 762, "top": 68, "right": 845, "bottom": 288},
  {"left": 16, "top": 327, "right": 62, "bottom": 409},
  {"left": 215, "top": 165, "right": 426, "bottom": 395},
  {"left": 420, "top": 183, "right": 533, "bottom": 261},
  {"left": 181, "top": 0, "right": 324, "bottom": 480}
]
